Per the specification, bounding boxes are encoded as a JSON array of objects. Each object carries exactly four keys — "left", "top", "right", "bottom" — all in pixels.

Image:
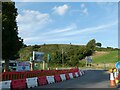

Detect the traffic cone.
[{"left": 110, "top": 72, "right": 116, "bottom": 87}]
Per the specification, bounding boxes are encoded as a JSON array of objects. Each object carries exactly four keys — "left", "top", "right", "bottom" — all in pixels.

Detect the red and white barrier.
[
  {"left": 46, "top": 76, "right": 55, "bottom": 84},
  {"left": 69, "top": 73, "right": 73, "bottom": 79},
  {"left": 26, "top": 77, "right": 38, "bottom": 88},
  {"left": 1, "top": 80, "right": 11, "bottom": 89},
  {"left": 1, "top": 69, "right": 85, "bottom": 89},
  {"left": 75, "top": 72, "right": 79, "bottom": 77},
  {"left": 60, "top": 74, "right": 66, "bottom": 81},
  {"left": 38, "top": 76, "right": 47, "bottom": 85},
  {"left": 54, "top": 74, "right": 61, "bottom": 82},
  {"left": 11, "top": 79, "right": 26, "bottom": 89}
]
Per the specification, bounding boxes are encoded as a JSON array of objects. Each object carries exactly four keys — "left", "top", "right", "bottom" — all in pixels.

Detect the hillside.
[
  {"left": 19, "top": 44, "right": 118, "bottom": 68},
  {"left": 80, "top": 51, "right": 118, "bottom": 69}
]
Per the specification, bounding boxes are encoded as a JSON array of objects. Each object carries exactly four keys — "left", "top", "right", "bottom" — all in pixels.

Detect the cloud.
[
  {"left": 82, "top": 8, "right": 88, "bottom": 15},
  {"left": 17, "top": 9, "right": 52, "bottom": 38},
  {"left": 62, "top": 20, "right": 117, "bottom": 36},
  {"left": 23, "top": 20, "right": 117, "bottom": 45},
  {"left": 80, "top": 3, "right": 88, "bottom": 15},
  {"left": 53, "top": 4, "right": 69, "bottom": 16},
  {"left": 81, "top": 3, "right": 85, "bottom": 8}
]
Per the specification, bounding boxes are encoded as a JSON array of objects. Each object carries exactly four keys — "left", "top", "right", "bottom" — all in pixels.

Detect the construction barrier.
[
  {"left": 65, "top": 73, "right": 70, "bottom": 80},
  {"left": 69, "top": 73, "right": 73, "bottom": 79},
  {"left": 1, "top": 68, "right": 85, "bottom": 89},
  {"left": 1, "top": 80, "right": 11, "bottom": 89},
  {"left": 75, "top": 72, "right": 79, "bottom": 77},
  {"left": 72, "top": 72, "right": 76, "bottom": 78},
  {"left": 54, "top": 75, "right": 61, "bottom": 82},
  {"left": 46, "top": 76, "right": 55, "bottom": 84},
  {"left": 11, "top": 79, "right": 26, "bottom": 89},
  {"left": 38, "top": 76, "right": 47, "bottom": 85},
  {"left": 60, "top": 74, "right": 66, "bottom": 81},
  {"left": 26, "top": 77, "right": 38, "bottom": 88},
  {"left": 79, "top": 71, "right": 83, "bottom": 76}
]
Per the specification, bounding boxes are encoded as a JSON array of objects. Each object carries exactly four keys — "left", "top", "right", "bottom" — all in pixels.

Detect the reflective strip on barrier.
[
  {"left": 26, "top": 77, "right": 38, "bottom": 88},
  {"left": 60, "top": 74, "right": 66, "bottom": 81},
  {"left": 46, "top": 76, "right": 55, "bottom": 84},
  {"left": 69, "top": 73, "right": 73, "bottom": 79},
  {"left": 1, "top": 80, "right": 11, "bottom": 89},
  {"left": 75, "top": 72, "right": 79, "bottom": 77}
]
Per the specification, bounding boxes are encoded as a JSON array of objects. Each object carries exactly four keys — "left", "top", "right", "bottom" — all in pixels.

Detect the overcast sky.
[{"left": 15, "top": 2, "right": 118, "bottom": 48}]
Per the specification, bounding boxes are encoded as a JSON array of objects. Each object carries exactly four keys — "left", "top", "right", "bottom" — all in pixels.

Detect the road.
[{"left": 28, "top": 70, "right": 110, "bottom": 89}]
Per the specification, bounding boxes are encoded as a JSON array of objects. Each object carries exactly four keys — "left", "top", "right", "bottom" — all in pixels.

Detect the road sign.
[{"left": 115, "top": 61, "right": 120, "bottom": 70}]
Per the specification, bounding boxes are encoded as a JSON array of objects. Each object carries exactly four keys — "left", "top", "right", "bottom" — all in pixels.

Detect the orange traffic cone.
[{"left": 110, "top": 72, "right": 116, "bottom": 87}]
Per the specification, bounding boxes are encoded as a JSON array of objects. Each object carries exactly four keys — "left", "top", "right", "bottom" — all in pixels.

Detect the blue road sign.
[{"left": 115, "top": 61, "right": 120, "bottom": 70}]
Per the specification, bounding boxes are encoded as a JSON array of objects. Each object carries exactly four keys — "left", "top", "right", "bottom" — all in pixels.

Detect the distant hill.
[{"left": 19, "top": 44, "right": 118, "bottom": 68}]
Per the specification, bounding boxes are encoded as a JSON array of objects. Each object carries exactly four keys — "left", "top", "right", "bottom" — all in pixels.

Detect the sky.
[{"left": 15, "top": 2, "right": 118, "bottom": 48}]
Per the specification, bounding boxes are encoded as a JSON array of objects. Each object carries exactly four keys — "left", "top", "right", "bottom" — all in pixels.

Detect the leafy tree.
[
  {"left": 85, "top": 39, "right": 96, "bottom": 56},
  {"left": 96, "top": 42, "right": 102, "bottom": 48},
  {"left": 2, "top": 2, "right": 23, "bottom": 71}
]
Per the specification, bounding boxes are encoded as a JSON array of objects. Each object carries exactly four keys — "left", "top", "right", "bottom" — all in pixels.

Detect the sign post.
[{"left": 33, "top": 51, "right": 44, "bottom": 70}]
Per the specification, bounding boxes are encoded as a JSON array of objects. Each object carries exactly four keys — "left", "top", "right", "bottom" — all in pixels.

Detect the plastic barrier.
[
  {"left": 54, "top": 75, "right": 61, "bottom": 82},
  {"left": 11, "top": 79, "right": 26, "bottom": 89},
  {"left": 1, "top": 80, "right": 11, "bottom": 89},
  {"left": 81, "top": 70, "right": 85, "bottom": 75},
  {"left": 78, "top": 71, "right": 80, "bottom": 77},
  {"left": 75, "top": 72, "right": 79, "bottom": 77},
  {"left": 38, "top": 76, "right": 47, "bottom": 86},
  {"left": 65, "top": 73, "right": 70, "bottom": 80},
  {"left": 60, "top": 74, "right": 66, "bottom": 81},
  {"left": 72, "top": 72, "right": 76, "bottom": 78},
  {"left": 26, "top": 77, "right": 38, "bottom": 88},
  {"left": 69, "top": 73, "right": 73, "bottom": 79},
  {"left": 79, "top": 71, "right": 82, "bottom": 76},
  {"left": 46, "top": 76, "right": 55, "bottom": 84}
]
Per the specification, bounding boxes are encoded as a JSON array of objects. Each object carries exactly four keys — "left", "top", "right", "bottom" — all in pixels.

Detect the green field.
[
  {"left": 78, "top": 50, "right": 119, "bottom": 69},
  {"left": 93, "top": 51, "right": 118, "bottom": 63}
]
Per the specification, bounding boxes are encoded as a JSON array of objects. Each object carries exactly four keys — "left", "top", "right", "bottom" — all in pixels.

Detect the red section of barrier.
[
  {"left": 65, "top": 73, "right": 70, "bottom": 80},
  {"left": 54, "top": 74, "right": 61, "bottom": 82},
  {"left": 38, "top": 76, "right": 47, "bottom": 85},
  {"left": 11, "top": 79, "right": 26, "bottom": 89},
  {"left": 72, "top": 72, "right": 76, "bottom": 78},
  {"left": 78, "top": 71, "right": 80, "bottom": 77}
]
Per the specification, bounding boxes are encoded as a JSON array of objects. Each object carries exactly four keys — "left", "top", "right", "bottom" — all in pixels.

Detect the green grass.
[
  {"left": 78, "top": 50, "right": 119, "bottom": 69},
  {"left": 93, "top": 51, "right": 118, "bottom": 64}
]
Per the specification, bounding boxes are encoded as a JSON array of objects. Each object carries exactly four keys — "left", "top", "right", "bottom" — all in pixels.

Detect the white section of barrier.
[
  {"left": 60, "top": 74, "right": 66, "bottom": 81},
  {"left": 79, "top": 71, "right": 82, "bottom": 76},
  {"left": 46, "top": 76, "right": 55, "bottom": 84},
  {"left": 69, "top": 73, "right": 73, "bottom": 79},
  {"left": 75, "top": 72, "right": 79, "bottom": 77},
  {"left": 0, "top": 80, "right": 11, "bottom": 89},
  {"left": 81, "top": 70, "right": 85, "bottom": 75},
  {"left": 26, "top": 77, "right": 38, "bottom": 88}
]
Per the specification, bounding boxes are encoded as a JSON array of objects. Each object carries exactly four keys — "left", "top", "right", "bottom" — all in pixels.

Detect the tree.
[
  {"left": 96, "top": 42, "right": 102, "bottom": 48},
  {"left": 85, "top": 39, "right": 96, "bottom": 56},
  {"left": 2, "top": 2, "right": 23, "bottom": 71}
]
